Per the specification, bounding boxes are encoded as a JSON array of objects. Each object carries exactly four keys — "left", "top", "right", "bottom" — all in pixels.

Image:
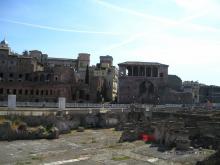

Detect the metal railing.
[{"left": 0, "top": 101, "right": 130, "bottom": 108}]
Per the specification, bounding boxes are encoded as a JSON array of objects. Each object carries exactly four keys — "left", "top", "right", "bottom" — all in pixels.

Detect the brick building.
[
  {"left": 0, "top": 38, "right": 118, "bottom": 103},
  {"left": 118, "top": 61, "right": 192, "bottom": 104},
  {"left": 89, "top": 55, "right": 118, "bottom": 102},
  {"left": 0, "top": 39, "right": 77, "bottom": 102}
]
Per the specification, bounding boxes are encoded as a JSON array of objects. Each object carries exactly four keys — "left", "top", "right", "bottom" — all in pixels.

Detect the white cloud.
[
  {"left": 129, "top": 33, "right": 220, "bottom": 65},
  {"left": 175, "top": 0, "right": 213, "bottom": 12},
  {"left": 97, "top": 32, "right": 148, "bottom": 54},
  {"left": 94, "top": 0, "right": 177, "bottom": 25},
  {"left": 174, "top": 0, "right": 218, "bottom": 13},
  {"left": 0, "top": 18, "right": 124, "bottom": 36},
  {"left": 94, "top": 0, "right": 216, "bottom": 27},
  {"left": 94, "top": 0, "right": 220, "bottom": 54}
]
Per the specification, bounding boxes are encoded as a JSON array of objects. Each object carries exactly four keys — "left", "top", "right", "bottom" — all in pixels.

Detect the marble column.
[
  {"left": 144, "top": 66, "right": 147, "bottom": 77},
  {"left": 131, "top": 66, "right": 134, "bottom": 76}
]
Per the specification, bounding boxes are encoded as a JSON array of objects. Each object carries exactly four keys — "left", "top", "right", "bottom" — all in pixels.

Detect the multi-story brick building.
[
  {"left": 118, "top": 61, "right": 192, "bottom": 104},
  {"left": 0, "top": 39, "right": 77, "bottom": 102},
  {"left": 89, "top": 55, "right": 118, "bottom": 102},
  {"left": 199, "top": 85, "right": 220, "bottom": 103},
  {"left": 0, "top": 38, "right": 118, "bottom": 103}
]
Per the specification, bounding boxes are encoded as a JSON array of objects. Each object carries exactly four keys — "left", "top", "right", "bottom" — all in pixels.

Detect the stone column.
[
  {"left": 58, "top": 97, "right": 66, "bottom": 110},
  {"left": 144, "top": 66, "right": 147, "bottom": 77},
  {"left": 131, "top": 66, "right": 134, "bottom": 76},
  {"left": 157, "top": 67, "right": 159, "bottom": 77},
  {"left": 150, "top": 67, "right": 152, "bottom": 77},
  {"left": 8, "top": 95, "right": 16, "bottom": 109},
  {"left": 138, "top": 66, "right": 140, "bottom": 76}
]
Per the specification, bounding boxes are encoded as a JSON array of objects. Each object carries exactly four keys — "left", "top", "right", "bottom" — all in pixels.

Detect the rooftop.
[
  {"left": 118, "top": 61, "right": 168, "bottom": 66},
  {"left": 0, "top": 38, "right": 8, "bottom": 45}
]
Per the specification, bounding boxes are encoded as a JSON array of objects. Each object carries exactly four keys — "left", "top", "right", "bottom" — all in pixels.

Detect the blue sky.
[{"left": 1, "top": 0, "right": 220, "bottom": 85}]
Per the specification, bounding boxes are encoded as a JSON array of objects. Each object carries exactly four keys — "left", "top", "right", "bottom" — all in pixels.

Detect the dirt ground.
[{"left": 0, "top": 129, "right": 215, "bottom": 165}]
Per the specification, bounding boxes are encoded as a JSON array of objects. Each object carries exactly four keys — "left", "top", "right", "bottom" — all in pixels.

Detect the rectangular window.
[
  {"left": 25, "top": 74, "right": 30, "bottom": 81},
  {"left": 0, "top": 88, "right": 3, "bottom": 94},
  {"left": 9, "top": 73, "right": 13, "bottom": 78}
]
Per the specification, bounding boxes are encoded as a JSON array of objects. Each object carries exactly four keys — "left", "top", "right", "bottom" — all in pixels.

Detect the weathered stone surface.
[
  {"left": 119, "top": 129, "right": 139, "bottom": 142},
  {"left": 0, "top": 121, "right": 13, "bottom": 140},
  {"left": 55, "top": 120, "right": 71, "bottom": 134},
  {"left": 47, "top": 127, "right": 59, "bottom": 139},
  {"left": 77, "top": 126, "right": 85, "bottom": 132}
]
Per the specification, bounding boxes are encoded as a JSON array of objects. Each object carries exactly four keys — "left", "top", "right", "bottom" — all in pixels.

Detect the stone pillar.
[
  {"left": 144, "top": 66, "right": 146, "bottom": 77},
  {"left": 138, "top": 66, "right": 140, "bottom": 76},
  {"left": 150, "top": 67, "right": 152, "bottom": 77},
  {"left": 131, "top": 66, "right": 134, "bottom": 76},
  {"left": 157, "top": 67, "right": 159, "bottom": 77},
  {"left": 8, "top": 95, "right": 16, "bottom": 109},
  {"left": 58, "top": 97, "right": 66, "bottom": 110}
]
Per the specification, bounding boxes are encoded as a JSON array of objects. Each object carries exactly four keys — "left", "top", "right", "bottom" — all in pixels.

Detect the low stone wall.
[
  {"left": 0, "top": 120, "right": 59, "bottom": 141},
  {"left": 0, "top": 111, "right": 127, "bottom": 141}
]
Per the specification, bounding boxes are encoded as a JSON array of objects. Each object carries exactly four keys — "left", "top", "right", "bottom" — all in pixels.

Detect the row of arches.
[{"left": 125, "top": 66, "right": 159, "bottom": 77}]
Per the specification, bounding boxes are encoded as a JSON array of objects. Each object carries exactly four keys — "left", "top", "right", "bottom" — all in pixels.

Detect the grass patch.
[
  {"left": 91, "top": 138, "right": 96, "bottom": 143},
  {"left": 112, "top": 156, "right": 130, "bottom": 161},
  {"left": 16, "top": 161, "right": 32, "bottom": 165},
  {"left": 16, "top": 162, "right": 25, "bottom": 165},
  {"left": 31, "top": 155, "right": 43, "bottom": 161},
  {"left": 107, "top": 144, "right": 122, "bottom": 149},
  {"left": 80, "top": 141, "right": 88, "bottom": 144}
]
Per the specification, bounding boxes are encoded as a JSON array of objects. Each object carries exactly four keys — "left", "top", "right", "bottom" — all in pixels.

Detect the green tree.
[{"left": 101, "top": 79, "right": 108, "bottom": 102}]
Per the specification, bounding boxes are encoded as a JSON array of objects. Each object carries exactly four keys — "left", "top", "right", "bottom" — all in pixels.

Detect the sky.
[{"left": 1, "top": 0, "right": 220, "bottom": 85}]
